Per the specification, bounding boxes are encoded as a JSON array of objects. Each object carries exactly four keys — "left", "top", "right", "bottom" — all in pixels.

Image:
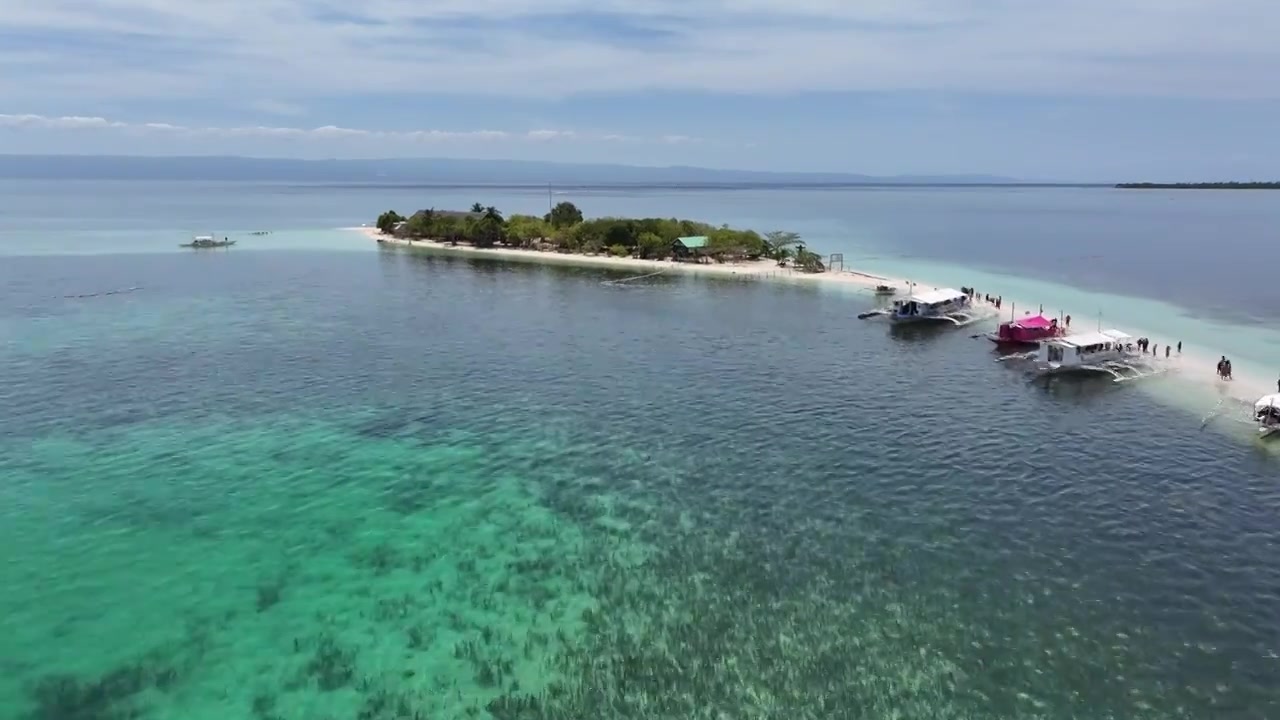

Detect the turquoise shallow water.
[{"left": 3, "top": 185, "right": 1280, "bottom": 718}]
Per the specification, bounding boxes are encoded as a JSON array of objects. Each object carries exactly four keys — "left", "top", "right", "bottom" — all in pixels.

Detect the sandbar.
[{"left": 347, "top": 226, "right": 1273, "bottom": 420}]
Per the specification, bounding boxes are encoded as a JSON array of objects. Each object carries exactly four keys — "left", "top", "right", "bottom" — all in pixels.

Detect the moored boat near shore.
[
  {"left": 1255, "top": 394, "right": 1280, "bottom": 437},
  {"left": 353, "top": 223, "right": 1241, "bottom": 406},
  {"left": 1005, "top": 328, "right": 1170, "bottom": 383},
  {"left": 181, "top": 234, "right": 236, "bottom": 249},
  {"left": 889, "top": 288, "right": 978, "bottom": 325},
  {"left": 858, "top": 287, "right": 988, "bottom": 325},
  {"left": 988, "top": 313, "right": 1065, "bottom": 349}
]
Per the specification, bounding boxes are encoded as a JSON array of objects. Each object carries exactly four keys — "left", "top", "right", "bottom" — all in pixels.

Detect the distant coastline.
[
  {"left": 1115, "top": 181, "right": 1280, "bottom": 190},
  {"left": 0, "top": 154, "right": 1022, "bottom": 185}
]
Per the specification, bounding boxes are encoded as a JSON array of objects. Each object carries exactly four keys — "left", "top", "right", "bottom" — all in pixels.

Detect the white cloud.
[
  {"left": 0, "top": 0, "right": 1277, "bottom": 104},
  {"left": 0, "top": 113, "right": 126, "bottom": 129},
  {"left": 0, "top": 113, "right": 691, "bottom": 145},
  {"left": 525, "top": 129, "right": 576, "bottom": 141}
]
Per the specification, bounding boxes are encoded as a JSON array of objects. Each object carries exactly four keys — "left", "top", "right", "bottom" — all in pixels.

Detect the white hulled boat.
[
  {"left": 1010, "top": 328, "right": 1168, "bottom": 383},
  {"left": 888, "top": 288, "right": 976, "bottom": 325},
  {"left": 1254, "top": 394, "right": 1280, "bottom": 438}
]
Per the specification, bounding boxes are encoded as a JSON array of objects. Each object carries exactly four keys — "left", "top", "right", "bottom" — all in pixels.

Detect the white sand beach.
[
  {"left": 348, "top": 226, "right": 1273, "bottom": 421},
  {"left": 348, "top": 226, "right": 963, "bottom": 295}
]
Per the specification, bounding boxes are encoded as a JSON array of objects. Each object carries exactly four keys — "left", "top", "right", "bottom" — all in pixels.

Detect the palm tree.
[
  {"left": 470, "top": 202, "right": 485, "bottom": 213},
  {"left": 764, "top": 230, "right": 801, "bottom": 264}
]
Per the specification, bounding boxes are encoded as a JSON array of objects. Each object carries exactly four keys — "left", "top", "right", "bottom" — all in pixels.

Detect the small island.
[
  {"left": 1115, "top": 181, "right": 1280, "bottom": 190},
  {"left": 372, "top": 201, "right": 828, "bottom": 272}
]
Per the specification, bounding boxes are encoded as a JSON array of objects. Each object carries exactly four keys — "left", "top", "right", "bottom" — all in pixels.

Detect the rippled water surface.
[{"left": 3, "top": 200, "right": 1280, "bottom": 718}]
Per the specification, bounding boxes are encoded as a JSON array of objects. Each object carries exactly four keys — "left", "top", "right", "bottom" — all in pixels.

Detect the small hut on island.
[{"left": 672, "top": 235, "right": 709, "bottom": 263}]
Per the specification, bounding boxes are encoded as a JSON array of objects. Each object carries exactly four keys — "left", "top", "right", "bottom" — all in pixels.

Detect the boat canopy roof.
[
  {"left": 1011, "top": 314, "right": 1053, "bottom": 329},
  {"left": 1255, "top": 394, "right": 1280, "bottom": 411},
  {"left": 1052, "top": 331, "right": 1123, "bottom": 348},
  {"left": 1100, "top": 328, "right": 1133, "bottom": 342},
  {"left": 908, "top": 288, "right": 964, "bottom": 305}
]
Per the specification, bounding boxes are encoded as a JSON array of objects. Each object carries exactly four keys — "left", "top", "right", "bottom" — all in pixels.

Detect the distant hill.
[{"left": 0, "top": 154, "right": 1020, "bottom": 185}]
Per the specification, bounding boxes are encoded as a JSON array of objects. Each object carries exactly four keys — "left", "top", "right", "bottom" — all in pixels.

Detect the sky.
[{"left": 2, "top": 0, "right": 1280, "bottom": 181}]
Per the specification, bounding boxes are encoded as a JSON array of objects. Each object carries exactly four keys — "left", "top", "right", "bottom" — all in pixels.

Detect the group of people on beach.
[
  {"left": 956, "top": 286, "right": 1239, "bottom": 378},
  {"left": 960, "top": 287, "right": 1002, "bottom": 309},
  {"left": 1217, "top": 356, "right": 1234, "bottom": 381},
  {"left": 1132, "top": 337, "right": 1178, "bottom": 359},
  {"left": 954, "top": 283, "right": 1276, "bottom": 387}
]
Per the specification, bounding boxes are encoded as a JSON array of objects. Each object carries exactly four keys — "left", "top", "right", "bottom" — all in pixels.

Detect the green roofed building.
[
  {"left": 672, "top": 235, "right": 710, "bottom": 262},
  {"left": 675, "top": 235, "right": 708, "bottom": 249}
]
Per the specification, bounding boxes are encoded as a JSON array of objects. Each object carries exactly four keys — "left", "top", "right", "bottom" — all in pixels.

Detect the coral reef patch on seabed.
[{"left": 0, "top": 416, "right": 1239, "bottom": 719}]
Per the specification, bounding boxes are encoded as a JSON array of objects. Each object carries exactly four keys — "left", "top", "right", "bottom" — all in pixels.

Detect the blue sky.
[{"left": 2, "top": 0, "right": 1279, "bottom": 181}]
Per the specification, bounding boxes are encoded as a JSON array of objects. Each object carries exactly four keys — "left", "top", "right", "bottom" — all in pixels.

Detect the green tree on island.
[
  {"left": 471, "top": 206, "right": 506, "bottom": 248},
  {"left": 636, "top": 232, "right": 667, "bottom": 260},
  {"left": 792, "top": 243, "right": 826, "bottom": 273},
  {"left": 505, "top": 214, "right": 550, "bottom": 248},
  {"left": 372, "top": 201, "right": 816, "bottom": 269},
  {"left": 546, "top": 201, "right": 584, "bottom": 229},
  {"left": 376, "top": 210, "right": 405, "bottom": 234},
  {"left": 435, "top": 214, "right": 461, "bottom": 243},
  {"left": 763, "top": 231, "right": 801, "bottom": 263}
]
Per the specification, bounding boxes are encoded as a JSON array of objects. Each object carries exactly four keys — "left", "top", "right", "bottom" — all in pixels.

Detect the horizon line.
[{"left": 0, "top": 153, "right": 1050, "bottom": 182}]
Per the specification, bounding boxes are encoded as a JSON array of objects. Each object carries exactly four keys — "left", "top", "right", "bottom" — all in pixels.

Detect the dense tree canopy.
[
  {"left": 763, "top": 231, "right": 801, "bottom": 262},
  {"left": 375, "top": 201, "right": 814, "bottom": 268},
  {"left": 375, "top": 210, "right": 405, "bottom": 234},
  {"left": 792, "top": 244, "right": 825, "bottom": 273},
  {"left": 546, "top": 201, "right": 584, "bottom": 229}
]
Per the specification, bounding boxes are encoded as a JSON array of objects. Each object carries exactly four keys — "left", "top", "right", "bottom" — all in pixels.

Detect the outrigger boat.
[
  {"left": 181, "top": 234, "right": 235, "bottom": 249},
  {"left": 1000, "top": 328, "right": 1169, "bottom": 383},
  {"left": 858, "top": 287, "right": 984, "bottom": 325},
  {"left": 1254, "top": 394, "right": 1280, "bottom": 438},
  {"left": 988, "top": 313, "right": 1065, "bottom": 349},
  {"left": 873, "top": 284, "right": 898, "bottom": 296}
]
